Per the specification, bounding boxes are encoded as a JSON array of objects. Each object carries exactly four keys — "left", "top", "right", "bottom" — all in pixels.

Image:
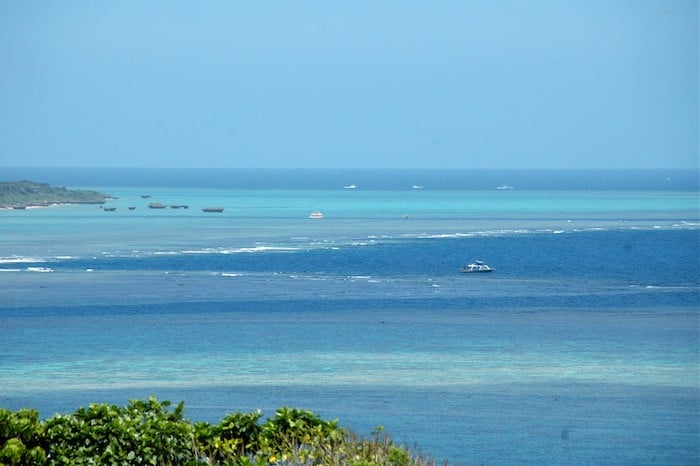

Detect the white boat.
[
  {"left": 459, "top": 260, "right": 494, "bottom": 273},
  {"left": 308, "top": 211, "right": 324, "bottom": 219},
  {"left": 497, "top": 185, "right": 515, "bottom": 190},
  {"left": 411, "top": 185, "right": 424, "bottom": 189},
  {"left": 344, "top": 184, "right": 357, "bottom": 189}
]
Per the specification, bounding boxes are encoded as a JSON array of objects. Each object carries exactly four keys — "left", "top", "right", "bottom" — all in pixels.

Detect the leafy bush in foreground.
[{"left": 0, "top": 397, "right": 437, "bottom": 465}]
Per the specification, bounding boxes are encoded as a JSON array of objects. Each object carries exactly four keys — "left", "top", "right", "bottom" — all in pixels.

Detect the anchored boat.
[{"left": 459, "top": 260, "right": 494, "bottom": 273}]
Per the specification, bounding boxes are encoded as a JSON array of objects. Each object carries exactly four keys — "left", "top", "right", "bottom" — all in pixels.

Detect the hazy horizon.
[{"left": 2, "top": 1, "right": 698, "bottom": 170}]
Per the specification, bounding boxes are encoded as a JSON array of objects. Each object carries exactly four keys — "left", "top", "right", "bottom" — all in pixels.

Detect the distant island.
[{"left": 0, "top": 180, "right": 110, "bottom": 208}]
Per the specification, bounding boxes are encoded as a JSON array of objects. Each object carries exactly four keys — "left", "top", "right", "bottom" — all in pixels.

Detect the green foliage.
[
  {"left": 41, "top": 397, "right": 195, "bottom": 465},
  {"left": 0, "top": 407, "right": 46, "bottom": 465},
  {"left": 0, "top": 398, "right": 436, "bottom": 465},
  {"left": 194, "top": 409, "right": 264, "bottom": 462}
]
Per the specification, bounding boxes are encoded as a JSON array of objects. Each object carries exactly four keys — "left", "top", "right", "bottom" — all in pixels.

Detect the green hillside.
[{"left": 0, "top": 180, "right": 109, "bottom": 208}]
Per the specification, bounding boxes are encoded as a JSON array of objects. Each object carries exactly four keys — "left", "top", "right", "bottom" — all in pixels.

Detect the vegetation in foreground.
[
  {"left": 0, "top": 397, "right": 438, "bottom": 465},
  {"left": 0, "top": 180, "right": 109, "bottom": 208}
]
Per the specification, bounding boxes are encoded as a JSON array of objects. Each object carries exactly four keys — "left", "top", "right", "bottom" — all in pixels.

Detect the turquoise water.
[
  {"left": 1, "top": 170, "right": 698, "bottom": 464},
  {"left": 2, "top": 186, "right": 697, "bottom": 256}
]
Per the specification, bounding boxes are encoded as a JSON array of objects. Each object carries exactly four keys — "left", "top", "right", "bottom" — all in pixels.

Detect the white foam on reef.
[
  {"left": 26, "top": 267, "right": 53, "bottom": 272},
  {"left": 629, "top": 284, "right": 698, "bottom": 292},
  {"left": 221, "top": 273, "right": 243, "bottom": 277},
  {"left": 408, "top": 222, "right": 700, "bottom": 241},
  {"left": 180, "top": 246, "right": 300, "bottom": 254},
  {"left": 350, "top": 241, "right": 376, "bottom": 246},
  {"left": 417, "top": 229, "right": 536, "bottom": 239},
  {"left": 416, "top": 233, "right": 475, "bottom": 239},
  {"left": 0, "top": 256, "right": 45, "bottom": 264},
  {"left": 0, "top": 255, "right": 73, "bottom": 265},
  {"left": 234, "top": 246, "right": 299, "bottom": 253}
]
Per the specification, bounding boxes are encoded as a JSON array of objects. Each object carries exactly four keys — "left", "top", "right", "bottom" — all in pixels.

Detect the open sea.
[{"left": 1, "top": 168, "right": 698, "bottom": 465}]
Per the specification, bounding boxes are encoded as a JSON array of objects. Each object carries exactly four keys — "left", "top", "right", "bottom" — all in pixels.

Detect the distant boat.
[
  {"left": 202, "top": 207, "right": 224, "bottom": 213},
  {"left": 459, "top": 260, "right": 494, "bottom": 273},
  {"left": 103, "top": 207, "right": 116, "bottom": 212},
  {"left": 128, "top": 206, "right": 136, "bottom": 210},
  {"left": 411, "top": 185, "right": 424, "bottom": 189},
  {"left": 170, "top": 204, "right": 189, "bottom": 209},
  {"left": 344, "top": 184, "right": 357, "bottom": 189},
  {"left": 308, "top": 211, "right": 324, "bottom": 219},
  {"left": 148, "top": 202, "right": 167, "bottom": 209},
  {"left": 141, "top": 194, "right": 152, "bottom": 198},
  {"left": 497, "top": 185, "right": 515, "bottom": 190}
]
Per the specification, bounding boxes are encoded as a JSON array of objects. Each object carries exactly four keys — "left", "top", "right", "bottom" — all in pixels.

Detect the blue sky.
[{"left": 1, "top": 1, "right": 697, "bottom": 169}]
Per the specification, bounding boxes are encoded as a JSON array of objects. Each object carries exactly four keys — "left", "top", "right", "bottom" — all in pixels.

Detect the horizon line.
[{"left": 2, "top": 166, "right": 698, "bottom": 171}]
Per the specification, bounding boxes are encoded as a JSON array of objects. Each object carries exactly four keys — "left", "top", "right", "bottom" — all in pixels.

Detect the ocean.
[{"left": 1, "top": 168, "right": 698, "bottom": 465}]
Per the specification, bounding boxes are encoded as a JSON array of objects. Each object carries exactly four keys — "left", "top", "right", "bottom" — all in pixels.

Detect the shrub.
[
  {"left": 41, "top": 397, "right": 195, "bottom": 465},
  {"left": 0, "top": 407, "right": 46, "bottom": 465},
  {"left": 0, "top": 398, "right": 437, "bottom": 465}
]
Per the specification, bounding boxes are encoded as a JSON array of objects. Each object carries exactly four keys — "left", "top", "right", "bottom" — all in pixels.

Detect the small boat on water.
[
  {"left": 102, "top": 207, "right": 116, "bottom": 212},
  {"left": 459, "top": 260, "right": 494, "bottom": 273},
  {"left": 496, "top": 185, "right": 515, "bottom": 190},
  {"left": 344, "top": 184, "right": 357, "bottom": 189},
  {"left": 308, "top": 211, "right": 324, "bottom": 219},
  {"left": 128, "top": 206, "right": 136, "bottom": 210},
  {"left": 148, "top": 202, "right": 167, "bottom": 209},
  {"left": 202, "top": 207, "right": 224, "bottom": 213},
  {"left": 141, "top": 194, "right": 152, "bottom": 198}
]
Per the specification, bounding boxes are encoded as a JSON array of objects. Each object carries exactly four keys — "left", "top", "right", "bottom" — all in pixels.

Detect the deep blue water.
[
  {"left": 1, "top": 169, "right": 698, "bottom": 464},
  {"left": 44, "top": 229, "right": 696, "bottom": 282}
]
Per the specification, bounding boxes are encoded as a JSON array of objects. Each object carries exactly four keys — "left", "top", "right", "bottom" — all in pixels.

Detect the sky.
[{"left": 0, "top": 1, "right": 698, "bottom": 169}]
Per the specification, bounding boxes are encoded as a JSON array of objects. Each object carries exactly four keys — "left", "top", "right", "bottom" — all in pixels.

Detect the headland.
[{"left": 0, "top": 180, "right": 109, "bottom": 209}]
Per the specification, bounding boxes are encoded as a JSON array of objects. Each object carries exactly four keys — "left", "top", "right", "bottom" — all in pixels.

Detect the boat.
[
  {"left": 102, "top": 207, "right": 116, "bottom": 212},
  {"left": 148, "top": 202, "right": 167, "bottom": 209},
  {"left": 459, "top": 260, "right": 494, "bottom": 273},
  {"left": 344, "top": 184, "right": 357, "bottom": 189},
  {"left": 496, "top": 185, "right": 515, "bottom": 190},
  {"left": 128, "top": 206, "right": 136, "bottom": 210},
  {"left": 308, "top": 211, "right": 324, "bottom": 219},
  {"left": 202, "top": 207, "right": 224, "bottom": 213},
  {"left": 141, "top": 194, "right": 152, "bottom": 198},
  {"left": 411, "top": 185, "right": 424, "bottom": 189}
]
